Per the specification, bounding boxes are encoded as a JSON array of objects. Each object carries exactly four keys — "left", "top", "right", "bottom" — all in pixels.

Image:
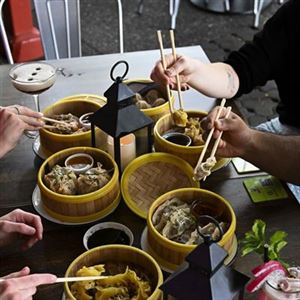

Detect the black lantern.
[
  {"left": 160, "top": 216, "right": 249, "bottom": 300},
  {"left": 90, "top": 60, "right": 153, "bottom": 171}
]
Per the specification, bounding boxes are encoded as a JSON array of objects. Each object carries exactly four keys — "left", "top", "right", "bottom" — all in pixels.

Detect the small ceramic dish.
[
  {"left": 162, "top": 131, "right": 192, "bottom": 146},
  {"left": 83, "top": 221, "right": 134, "bottom": 250},
  {"left": 65, "top": 153, "right": 94, "bottom": 174},
  {"left": 79, "top": 112, "right": 94, "bottom": 130}
]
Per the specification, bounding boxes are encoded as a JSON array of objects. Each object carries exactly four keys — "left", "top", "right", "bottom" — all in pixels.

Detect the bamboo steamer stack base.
[
  {"left": 64, "top": 245, "right": 163, "bottom": 300},
  {"left": 39, "top": 95, "right": 107, "bottom": 157},
  {"left": 154, "top": 110, "right": 229, "bottom": 168},
  {"left": 121, "top": 153, "right": 199, "bottom": 219},
  {"left": 38, "top": 147, "right": 120, "bottom": 224},
  {"left": 147, "top": 188, "right": 237, "bottom": 271}
]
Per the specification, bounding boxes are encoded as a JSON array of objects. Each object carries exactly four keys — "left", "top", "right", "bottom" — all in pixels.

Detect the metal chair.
[
  {"left": 33, "top": 0, "right": 124, "bottom": 60},
  {"left": 137, "top": 0, "right": 180, "bottom": 30},
  {"left": 0, "top": 0, "right": 14, "bottom": 63}
]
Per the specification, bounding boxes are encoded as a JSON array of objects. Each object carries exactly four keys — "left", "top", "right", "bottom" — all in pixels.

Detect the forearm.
[
  {"left": 188, "top": 62, "right": 239, "bottom": 99},
  {"left": 242, "top": 130, "right": 300, "bottom": 185}
]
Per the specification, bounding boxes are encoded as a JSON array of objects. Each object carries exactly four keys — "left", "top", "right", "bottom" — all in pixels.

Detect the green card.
[{"left": 243, "top": 175, "right": 288, "bottom": 203}]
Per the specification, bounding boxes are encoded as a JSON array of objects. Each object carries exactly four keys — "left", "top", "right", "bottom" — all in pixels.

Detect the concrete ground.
[{"left": 3, "top": 0, "right": 284, "bottom": 126}]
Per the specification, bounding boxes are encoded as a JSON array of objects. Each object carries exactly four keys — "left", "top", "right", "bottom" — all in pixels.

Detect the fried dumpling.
[
  {"left": 77, "top": 163, "right": 111, "bottom": 194},
  {"left": 44, "top": 165, "right": 77, "bottom": 195}
]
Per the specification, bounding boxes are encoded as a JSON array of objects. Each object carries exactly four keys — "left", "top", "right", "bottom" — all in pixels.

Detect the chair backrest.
[{"left": 33, "top": 0, "right": 123, "bottom": 60}]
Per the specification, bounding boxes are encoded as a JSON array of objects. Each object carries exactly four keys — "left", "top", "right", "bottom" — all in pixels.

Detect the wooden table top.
[{"left": 0, "top": 46, "right": 299, "bottom": 300}]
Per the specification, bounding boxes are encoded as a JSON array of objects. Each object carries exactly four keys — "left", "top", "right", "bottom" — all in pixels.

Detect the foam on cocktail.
[{"left": 10, "top": 63, "right": 56, "bottom": 93}]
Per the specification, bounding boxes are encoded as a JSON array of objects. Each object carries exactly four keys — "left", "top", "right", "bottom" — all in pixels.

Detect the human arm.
[
  {"left": 0, "top": 209, "right": 43, "bottom": 250},
  {"left": 150, "top": 54, "right": 239, "bottom": 99},
  {"left": 0, "top": 106, "right": 44, "bottom": 158},
  {"left": 0, "top": 267, "right": 57, "bottom": 300},
  {"left": 201, "top": 107, "right": 300, "bottom": 185}
]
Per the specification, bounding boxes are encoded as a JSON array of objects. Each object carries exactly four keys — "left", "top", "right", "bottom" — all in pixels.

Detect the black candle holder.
[
  {"left": 90, "top": 60, "right": 153, "bottom": 172},
  {"left": 160, "top": 215, "right": 249, "bottom": 300}
]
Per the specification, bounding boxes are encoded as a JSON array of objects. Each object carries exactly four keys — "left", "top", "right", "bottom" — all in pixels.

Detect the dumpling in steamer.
[
  {"left": 44, "top": 165, "right": 77, "bottom": 195},
  {"left": 77, "top": 163, "right": 111, "bottom": 194}
]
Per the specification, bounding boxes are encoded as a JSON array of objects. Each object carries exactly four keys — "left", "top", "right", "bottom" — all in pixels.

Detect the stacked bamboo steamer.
[
  {"left": 39, "top": 94, "right": 107, "bottom": 156},
  {"left": 64, "top": 245, "right": 163, "bottom": 300},
  {"left": 154, "top": 110, "right": 229, "bottom": 168},
  {"left": 146, "top": 188, "right": 237, "bottom": 271}
]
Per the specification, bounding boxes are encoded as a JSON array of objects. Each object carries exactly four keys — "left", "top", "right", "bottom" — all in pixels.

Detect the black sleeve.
[{"left": 225, "top": 0, "right": 294, "bottom": 97}]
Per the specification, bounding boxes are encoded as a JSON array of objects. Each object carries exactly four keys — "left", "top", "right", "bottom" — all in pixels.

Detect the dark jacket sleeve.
[{"left": 225, "top": 0, "right": 293, "bottom": 97}]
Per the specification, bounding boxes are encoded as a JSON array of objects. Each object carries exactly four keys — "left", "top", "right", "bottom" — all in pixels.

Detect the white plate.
[
  {"left": 32, "top": 185, "right": 118, "bottom": 226},
  {"left": 32, "top": 136, "right": 47, "bottom": 160},
  {"left": 140, "top": 227, "right": 238, "bottom": 273}
]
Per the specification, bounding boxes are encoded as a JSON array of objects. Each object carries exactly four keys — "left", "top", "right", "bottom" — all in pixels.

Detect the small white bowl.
[
  {"left": 83, "top": 221, "right": 134, "bottom": 250},
  {"left": 65, "top": 153, "right": 94, "bottom": 174},
  {"left": 79, "top": 112, "right": 94, "bottom": 130}
]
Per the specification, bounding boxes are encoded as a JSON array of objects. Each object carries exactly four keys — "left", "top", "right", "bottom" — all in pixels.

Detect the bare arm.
[
  {"left": 150, "top": 54, "right": 239, "bottom": 99},
  {"left": 243, "top": 131, "right": 300, "bottom": 185}
]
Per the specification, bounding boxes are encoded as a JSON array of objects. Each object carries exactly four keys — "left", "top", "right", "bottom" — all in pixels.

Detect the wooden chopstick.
[
  {"left": 209, "top": 106, "right": 232, "bottom": 160},
  {"left": 194, "top": 98, "right": 227, "bottom": 172},
  {"left": 55, "top": 275, "right": 109, "bottom": 283},
  {"left": 202, "top": 106, "right": 232, "bottom": 181},
  {"left": 156, "top": 30, "right": 174, "bottom": 114},
  {"left": 0, "top": 275, "right": 109, "bottom": 284},
  {"left": 42, "top": 116, "right": 67, "bottom": 125},
  {"left": 169, "top": 30, "right": 184, "bottom": 111},
  {"left": 43, "top": 124, "right": 56, "bottom": 129}
]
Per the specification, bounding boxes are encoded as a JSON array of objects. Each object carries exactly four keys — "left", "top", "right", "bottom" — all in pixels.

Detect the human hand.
[
  {"left": 5, "top": 105, "right": 44, "bottom": 128},
  {"left": 201, "top": 107, "right": 254, "bottom": 158},
  {"left": 150, "top": 54, "right": 202, "bottom": 90},
  {"left": 0, "top": 107, "right": 43, "bottom": 157},
  {"left": 0, "top": 209, "right": 43, "bottom": 250},
  {"left": 0, "top": 266, "right": 57, "bottom": 300}
]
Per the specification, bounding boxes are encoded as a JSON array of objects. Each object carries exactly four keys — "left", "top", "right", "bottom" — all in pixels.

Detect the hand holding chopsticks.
[{"left": 193, "top": 99, "right": 231, "bottom": 181}]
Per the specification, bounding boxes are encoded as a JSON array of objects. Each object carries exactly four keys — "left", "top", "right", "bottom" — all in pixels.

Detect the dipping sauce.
[
  {"left": 67, "top": 156, "right": 92, "bottom": 169},
  {"left": 64, "top": 153, "right": 94, "bottom": 174},
  {"left": 87, "top": 228, "right": 131, "bottom": 249},
  {"left": 163, "top": 132, "right": 192, "bottom": 146}
]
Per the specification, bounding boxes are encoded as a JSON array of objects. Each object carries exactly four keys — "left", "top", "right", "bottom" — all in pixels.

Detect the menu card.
[{"left": 243, "top": 175, "right": 288, "bottom": 203}]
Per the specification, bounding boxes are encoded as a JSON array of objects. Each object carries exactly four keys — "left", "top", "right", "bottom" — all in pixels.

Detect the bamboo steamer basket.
[
  {"left": 147, "top": 187, "right": 236, "bottom": 271},
  {"left": 124, "top": 78, "right": 174, "bottom": 122},
  {"left": 64, "top": 245, "right": 163, "bottom": 300},
  {"left": 38, "top": 147, "right": 120, "bottom": 223},
  {"left": 39, "top": 94, "right": 107, "bottom": 156},
  {"left": 121, "top": 153, "right": 199, "bottom": 219},
  {"left": 154, "top": 110, "right": 230, "bottom": 168}
]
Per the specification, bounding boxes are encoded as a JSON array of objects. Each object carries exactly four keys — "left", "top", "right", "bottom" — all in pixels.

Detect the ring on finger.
[{"left": 13, "top": 105, "right": 20, "bottom": 115}]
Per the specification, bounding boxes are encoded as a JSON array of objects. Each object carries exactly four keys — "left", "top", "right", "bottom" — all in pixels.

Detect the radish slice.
[
  {"left": 246, "top": 265, "right": 286, "bottom": 293},
  {"left": 252, "top": 261, "right": 283, "bottom": 277}
]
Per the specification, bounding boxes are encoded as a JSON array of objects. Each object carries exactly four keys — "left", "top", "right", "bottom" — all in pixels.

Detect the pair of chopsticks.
[
  {"left": 42, "top": 116, "right": 69, "bottom": 129},
  {"left": 0, "top": 275, "right": 108, "bottom": 284},
  {"left": 156, "top": 30, "right": 184, "bottom": 114},
  {"left": 194, "top": 98, "right": 232, "bottom": 180}
]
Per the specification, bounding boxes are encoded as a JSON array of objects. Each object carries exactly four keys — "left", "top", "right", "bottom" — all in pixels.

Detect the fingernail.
[{"left": 38, "top": 112, "right": 43, "bottom": 117}]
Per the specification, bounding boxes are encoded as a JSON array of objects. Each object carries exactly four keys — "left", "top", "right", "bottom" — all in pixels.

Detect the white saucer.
[
  {"left": 32, "top": 185, "right": 118, "bottom": 226},
  {"left": 140, "top": 227, "right": 238, "bottom": 273},
  {"left": 32, "top": 136, "right": 47, "bottom": 160},
  {"left": 140, "top": 227, "right": 174, "bottom": 273}
]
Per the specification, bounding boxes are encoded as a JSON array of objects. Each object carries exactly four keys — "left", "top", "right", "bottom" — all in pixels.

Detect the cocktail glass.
[
  {"left": 258, "top": 280, "right": 300, "bottom": 300},
  {"left": 9, "top": 62, "right": 56, "bottom": 138}
]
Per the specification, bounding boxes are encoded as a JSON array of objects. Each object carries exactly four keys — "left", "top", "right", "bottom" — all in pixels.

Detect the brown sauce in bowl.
[{"left": 87, "top": 228, "right": 130, "bottom": 249}]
